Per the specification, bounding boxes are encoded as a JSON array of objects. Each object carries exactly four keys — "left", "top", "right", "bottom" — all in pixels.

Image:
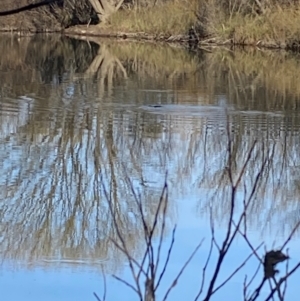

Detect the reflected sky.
[{"left": 0, "top": 35, "right": 300, "bottom": 300}]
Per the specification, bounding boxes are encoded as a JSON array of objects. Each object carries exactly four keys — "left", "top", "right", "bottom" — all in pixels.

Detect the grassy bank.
[
  {"left": 108, "top": 0, "right": 198, "bottom": 36},
  {"left": 213, "top": 5, "right": 300, "bottom": 49},
  {"left": 66, "top": 0, "right": 300, "bottom": 50},
  {"left": 1, "top": 0, "right": 300, "bottom": 50}
]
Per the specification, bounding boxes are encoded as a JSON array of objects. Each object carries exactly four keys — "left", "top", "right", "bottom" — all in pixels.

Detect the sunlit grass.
[
  {"left": 213, "top": 5, "right": 300, "bottom": 46},
  {"left": 105, "top": 0, "right": 300, "bottom": 48},
  {"left": 107, "top": 0, "right": 198, "bottom": 35}
]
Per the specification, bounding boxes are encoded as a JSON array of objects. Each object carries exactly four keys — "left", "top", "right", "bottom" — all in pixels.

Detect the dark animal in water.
[{"left": 148, "top": 105, "right": 163, "bottom": 108}]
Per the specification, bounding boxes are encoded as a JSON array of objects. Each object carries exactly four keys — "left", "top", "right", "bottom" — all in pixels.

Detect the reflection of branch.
[
  {"left": 196, "top": 121, "right": 300, "bottom": 301},
  {"left": 0, "top": 98, "right": 172, "bottom": 272},
  {"left": 95, "top": 121, "right": 300, "bottom": 301},
  {"left": 263, "top": 261, "right": 300, "bottom": 301},
  {"left": 214, "top": 243, "right": 263, "bottom": 295},
  {"left": 93, "top": 266, "right": 106, "bottom": 301},
  {"left": 97, "top": 172, "right": 202, "bottom": 301},
  {"left": 85, "top": 43, "right": 127, "bottom": 98},
  {"left": 280, "top": 220, "right": 300, "bottom": 251},
  {"left": 162, "top": 240, "right": 204, "bottom": 301},
  {"left": 202, "top": 132, "right": 260, "bottom": 300}
]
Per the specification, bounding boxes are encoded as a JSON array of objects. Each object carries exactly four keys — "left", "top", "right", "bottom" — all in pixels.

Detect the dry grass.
[
  {"left": 203, "top": 3, "right": 300, "bottom": 47},
  {"left": 235, "top": 8, "right": 300, "bottom": 45},
  {"left": 105, "top": 0, "right": 300, "bottom": 47},
  {"left": 107, "top": 0, "right": 198, "bottom": 35}
]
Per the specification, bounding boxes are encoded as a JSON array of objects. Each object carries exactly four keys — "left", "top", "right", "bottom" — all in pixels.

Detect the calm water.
[{"left": 0, "top": 34, "right": 300, "bottom": 301}]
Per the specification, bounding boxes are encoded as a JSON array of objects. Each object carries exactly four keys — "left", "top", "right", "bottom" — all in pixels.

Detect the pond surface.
[{"left": 0, "top": 34, "right": 300, "bottom": 301}]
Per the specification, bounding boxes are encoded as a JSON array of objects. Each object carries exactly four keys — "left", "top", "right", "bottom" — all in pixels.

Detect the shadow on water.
[{"left": 0, "top": 34, "right": 300, "bottom": 298}]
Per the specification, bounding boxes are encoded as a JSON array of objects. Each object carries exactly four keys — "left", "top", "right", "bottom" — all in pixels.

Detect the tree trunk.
[{"left": 88, "top": 0, "right": 125, "bottom": 23}]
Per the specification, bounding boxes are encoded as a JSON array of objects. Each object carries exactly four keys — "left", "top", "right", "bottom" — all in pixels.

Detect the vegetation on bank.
[
  {"left": 66, "top": 0, "right": 300, "bottom": 50},
  {"left": 103, "top": 0, "right": 300, "bottom": 49},
  {"left": 1, "top": 0, "right": 300, "bottom": 49},
  {"left": 107, "top": 0, "right": 198, "bottom": 36},
  {"left": 200, "top": 0, "right": 300, "bottom": 48}
]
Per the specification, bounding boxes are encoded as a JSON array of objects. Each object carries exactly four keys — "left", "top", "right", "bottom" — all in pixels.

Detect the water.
[{"left": 0, "top": 34, "right": 300, "bottom": 301}]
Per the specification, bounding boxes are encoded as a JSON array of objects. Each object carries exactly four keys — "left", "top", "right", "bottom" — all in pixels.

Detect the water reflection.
[{"left": 0, "top": 35, "right": 300, "bottom": 280}]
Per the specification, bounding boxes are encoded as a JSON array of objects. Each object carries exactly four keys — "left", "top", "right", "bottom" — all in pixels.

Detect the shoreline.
[
  {"left": 64, "top": 25, "right": 188, "bottom": 43},
  {"left": 0, "top": 24, "right": 296, "bottom": 51},
  {"left": 64, "top": 25, "right": 292, "bottom": 50},
  {"left": 0, "top": 1, "right": 300, "bottom": 52}
]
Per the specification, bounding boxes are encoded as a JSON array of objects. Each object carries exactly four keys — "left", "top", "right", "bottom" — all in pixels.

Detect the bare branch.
[
  {"left": 234, "top": 141, "right": 257, "bottom": 187},
  {"left": 194, "top": 235, "right": 214, "bottom": 301},
  {"left": 212, "top": 243, "right": 263, "bottom": 294},
  {"left": 109, "top": 238, "right": 147, "bottom": 277},
  {"left": 162, "top": 239, "right": 204, "bottom": 301},
  {"left": 154, "top": 178, "right": 169, "bottom": 277},
  {"left": 155, "top": 226, "right": 177, "bottom": 291},
  {"left": 282, "top": 250, "right": 290, "bottom": 299},
  {"left": 100, "top": 172, "right": 143, "bottom": 299},
  {"left": 93, "top": 292, "right": 102, "bottom": 301},
  {"left": 194, "top": 206, "right": 216, "bottom": 301},
  {"left": 280, "top": 220, "right": 300, "bottom": 251},
  {"left": 264, "top": 262, "right": 300, "bottom": 301},
  {"left": 112, "top": 275, "right": 141, "bottom": 295}
]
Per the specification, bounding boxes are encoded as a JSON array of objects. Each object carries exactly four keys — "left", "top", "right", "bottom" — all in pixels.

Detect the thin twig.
[
  {"left": 194, "top": 236, "right": 214, "bottom": 301},
  {"left": 100, "top": 172, "right": 143, "bottom": 300},
  {"left": 271, "top": 276, "right": 283, "bottom": 301},
  {"left": 212, "top": 243, "right": 263, "bottom": 294},
  {"left": 209, "top": 205, "right": 220, "bottom": 252},
  {"left": 93, "top": 292, "right": 102, "bottom": 301},
  {"left": 282, "top": 249, "right": 290, "bottom": 299},
  {"left": 112, "top": 275, "right": 140, "bottom": 295},
  {"left": 248, "top": 276, "right": 267, "bottom": 301},
  {"left": 243, "top": 275, "right": 247, "bottom": 301},
  {"left": 225, "top": 151, "right": 271, "bottom": 254},
  {"left": 154, "top": 179, "right": 169, "bottom": 277},
  {"left": 202, "top": 139, "right": 259, "bottom": 301},
  {"left": 234, "top": 141, "right": 257, "bottom": 187},
  {"left": 264, "top": 262, "right": 300, "bottom": 301},
  {"left": 194, "top": 207, "right": 216, "bottom": 301},
  {"left": 155, "top": 226, "right": 177, "bottom": 291},
  {"left": 109, "top": 238, "right": 146, "bottom": 276},
  {"left": 102, "top": 265, "right": 107, "bottom": 301},
  {"left": 124, "top": 170, "right": 168, "bottom": 284},
  {"left": 234, "top": 222, "right": 262, "bottom": 263},
  {"left": 162, "top": 239, "right": 204, "bottom": 301},
  {"left": 245, "top": 262, "right": 262, "bottom": 294},
  {"left": 280, "top": 220, "right": 300, "bottom": 251}
]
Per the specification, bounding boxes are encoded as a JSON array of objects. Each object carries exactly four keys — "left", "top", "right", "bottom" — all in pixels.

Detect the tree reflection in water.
[{"left": 0, "top": 35, "right": 299, "bottom": 283}]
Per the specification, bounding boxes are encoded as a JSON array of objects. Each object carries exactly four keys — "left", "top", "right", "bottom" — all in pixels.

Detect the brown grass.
[
  {"left": 195, "top": 0, "right": 300, "bottom": 48},
  {"left": 98, "top": 0, "right": 300, "bottom": 48},
  {"left": 107, "top": 0, "right": 198, "bottom": 35},
  {"left": 215, "top": 6, "right": 300, "bottom": 47}
]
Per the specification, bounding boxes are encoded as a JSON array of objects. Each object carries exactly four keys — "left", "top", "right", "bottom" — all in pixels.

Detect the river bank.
[
  {"left": 1, "top": 0, "right": 300, "bottom": 50},
  {"left": 64, "top": 0, "right": 300, "bottom": 51},
  {"left": 63, "top": 24, "right": 292, "bottom": 50}
]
